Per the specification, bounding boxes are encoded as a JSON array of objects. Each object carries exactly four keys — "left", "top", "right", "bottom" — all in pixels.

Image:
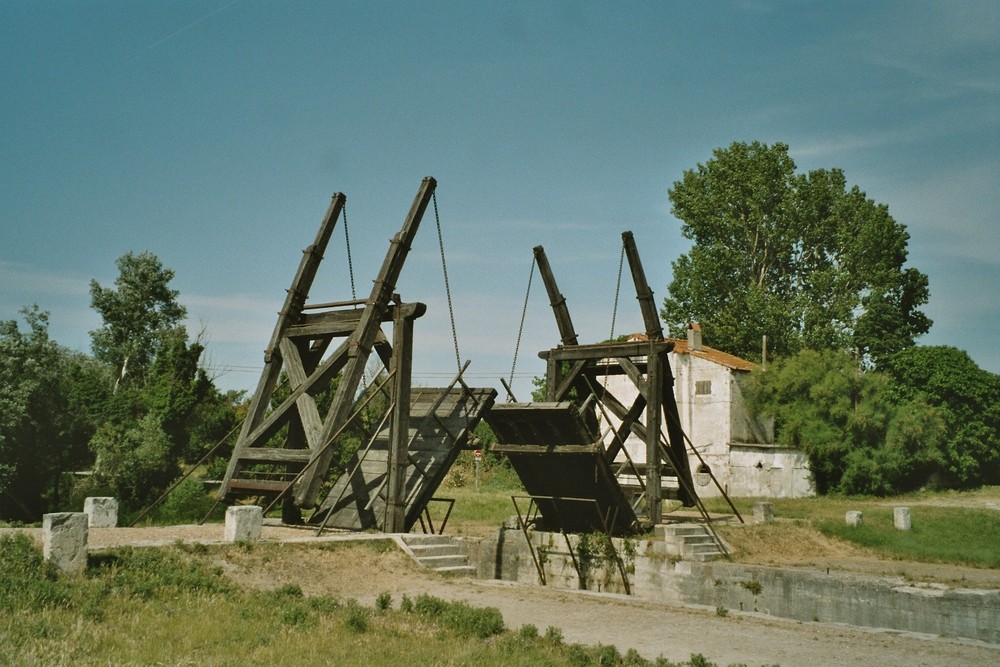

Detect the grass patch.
[
  {"left": 0, "top": 539, "right": 760, "bottom": 666},
  {"left": 815, "top": 506, "right": 1000, "bottom": 568},
  {"left": 706, "top": 487, "right": 1000, "bottom": 569}
]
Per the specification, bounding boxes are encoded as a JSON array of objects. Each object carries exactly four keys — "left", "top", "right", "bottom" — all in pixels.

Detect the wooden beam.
[
  {"left": 219, "top": 193, "right": 345, "bottom": 499},
  {"left": 298, "top": 177, "right": 437, "bottom": 507},
  {"left": 286, "top": 302, "right": 426, "bottom": 339},
  {"left": 277, "top": 338, "right": 325, "bottom": 452},
  {"left": 385, "top": 299, "right": 414, "bottom": 533},
  {"left": 533, "top": 245, "right": 578, "bottom": 346},
  {"left": 540, "top": 340, "right": 674, "bottom": 362},
  {"left": 622, "top": 231, "right": 664, "bottom": 342}
]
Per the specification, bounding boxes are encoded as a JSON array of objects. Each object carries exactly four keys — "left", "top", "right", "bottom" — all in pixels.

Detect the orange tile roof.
[{"left": 626, "top": 333, "right": 756, "bottom": 372}]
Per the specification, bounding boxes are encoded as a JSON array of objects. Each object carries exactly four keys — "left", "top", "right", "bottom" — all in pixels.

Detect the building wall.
[{"left": 601, "top": 352, "right": 813, "bottom": 499}]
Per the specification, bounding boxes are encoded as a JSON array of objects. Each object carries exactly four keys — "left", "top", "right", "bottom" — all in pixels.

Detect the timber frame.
[
  {"left": 532, "top": 232, "right": 698, "bottom": 523},
  {"left": 217, "top": 177, "right": 494, "bottom": 531}
]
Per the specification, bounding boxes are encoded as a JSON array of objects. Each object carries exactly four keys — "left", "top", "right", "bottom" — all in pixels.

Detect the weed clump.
[
  {"left": 410, "top": 593, "right": 505, "bottom": 639},
  {"left": 0, "top": 533, "right": 71, "bottom": 611}
]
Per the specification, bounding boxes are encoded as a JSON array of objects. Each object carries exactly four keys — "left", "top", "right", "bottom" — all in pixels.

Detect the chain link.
[
  {"left": 343, "top": 200, "right": 357, "bottom": 301},
  {"left": 433, "top": 192, "right": 462, "bottom": 374},
  {"left": 509, "top": 255, "right": 536, "bottom": 395}
]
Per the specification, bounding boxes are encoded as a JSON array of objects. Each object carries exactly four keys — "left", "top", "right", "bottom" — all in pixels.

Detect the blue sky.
[{"left": 2, "top": 1, "right": 997, "bottom": 400}]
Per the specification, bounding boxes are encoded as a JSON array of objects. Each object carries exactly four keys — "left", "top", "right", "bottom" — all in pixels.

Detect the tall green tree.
[
  {"left": 90, "top": 251, "right": 187, "bottom": 390},
  {"left": 662, "top": 141, "right": 931, "bottom": 366},
  {"left": 883, "top": 346, "right": 1000, "bottom": 487},
  {"left": 0, "top": 307, "right": 103, "bottom": 521},
  {"left": 749, "top": 347, "right": 994, "bottom": 495},
  {"left": 87, "top": 252, "right": 220, "bottom": 510}
]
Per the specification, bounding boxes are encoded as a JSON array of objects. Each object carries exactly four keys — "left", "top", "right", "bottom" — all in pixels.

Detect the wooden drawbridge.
[{"left": 217, "top": 177, "right": 493, "bottom": 533}]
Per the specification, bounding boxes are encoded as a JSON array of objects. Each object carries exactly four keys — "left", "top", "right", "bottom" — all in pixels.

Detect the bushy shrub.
[
  {"left": 157, "top": 475, "right": 214, "bottom": 524},
  {"left": 0, "top": 533, "right": 71, "bottom": 611}
]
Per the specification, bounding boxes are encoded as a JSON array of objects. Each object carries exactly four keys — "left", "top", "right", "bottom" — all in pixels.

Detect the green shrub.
[
  {"left": 343, "top": 600, "right": 370, "bottom": 633},
  {"left": 544, "top": 625, "right": 564, "bottom": 645},
  {"left": 410, "top": 593, "right": 504, "bottom": 639},
  {"left": 376, "top": 591, "right": 392, "bottom": 611},
  {"left": 0, "top": 533, "right": 72, "bottom": 611},
  {"left": 443, "top": 600, "right": 505, "bottom": 639},
  {"left": 88, "top": 546, "right": 231, "bottom": 599},
  {"left": 157, "top": 475, "right": 214, "bottom": 524}
]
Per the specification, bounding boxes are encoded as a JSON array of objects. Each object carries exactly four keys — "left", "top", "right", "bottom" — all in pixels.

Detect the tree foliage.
[
  {"left": 749, "top": 347, "right": 998, "bottom": 495},
  {"left": 662, "top": 141, "right": 931, "bottom": 366},
  {"left": 89, "top": 251, "right": 187, "bottom": 389},
  {"left": 0, "top": 307, "right": 102, "bottom": 520},
  {"left": 883, "top": 346, "right": 1000, "bottom": 487},
  {"left": 84, "top": 253, "right": 228, "bottom": 511}
]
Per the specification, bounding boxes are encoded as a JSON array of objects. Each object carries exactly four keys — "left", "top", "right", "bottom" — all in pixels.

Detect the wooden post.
[
  {"left": 622, "top": 231, "right": 663, "bottom": 342},
  {"left": 533, "top": 245, "right": 579, "bottom": 347},
  {"left": 645, "top": 344, "right": 663, "bottom": 523},
  {"left": 385, "top": 297, "right": 414, "bottom": 533}
]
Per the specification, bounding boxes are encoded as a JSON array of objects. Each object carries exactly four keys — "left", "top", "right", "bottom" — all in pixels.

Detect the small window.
[{"left": 695, "top": 380, "right": 712, "bottom": 395}]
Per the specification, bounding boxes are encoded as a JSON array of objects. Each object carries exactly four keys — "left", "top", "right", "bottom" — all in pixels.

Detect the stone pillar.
[
  {"left": 894, "top": 507, "right": 911, "bottom": 531},
  {"left": 845, "top": 510, "right": 863, "bottom": 527},
  {"left": 42, "top": 512, "right": 89, "bottom": 574},
  {"left": 224, "top": 505, "right": 263, "bottom": 542},
  {"left": 752, "top": 502, "right": 774, "bottom": 524},
  {"left": 84, "top": 497, "right": 118, "bottom": 528}
]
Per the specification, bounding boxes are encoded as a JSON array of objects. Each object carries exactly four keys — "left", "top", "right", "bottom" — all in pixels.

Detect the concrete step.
[
  {"left": 407, "top": 543, "right": 461, "bottom": 557},
  {"left": 415, "top": 554, "right": 470, "bottom": 569},
  {"left": 399, "top": 534, "right": 474, "bottom": 576},
  {"left": 656, "top": 523, "right": 708, "bottom": 538},
  {"left": 435, "top": 565, "right": 477, "bottom": 577},
  {"left": 685, "top": 542, "right": 723, "bottom": 555},
  {"left": 401, "top": 534, "right": 454, "bottom": 546}
]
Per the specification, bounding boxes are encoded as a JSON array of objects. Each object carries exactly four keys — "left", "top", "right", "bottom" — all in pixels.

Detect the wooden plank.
[
  {"left": 491, "top": 444, "right": 599, "bottom": 455},
  {"left": 539, "top": 340, "right": 674, "bottom": 362},
  {"left": 227, "top": 479, "right": 292, "bottom": 494},
  {"left": 239, "top": 447, "right": 312, "bottom": 464}
]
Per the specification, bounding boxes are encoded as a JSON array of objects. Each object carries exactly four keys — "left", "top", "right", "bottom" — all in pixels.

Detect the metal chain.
[
  {"left": 609, "top": 241, "right": 625, "bottom": 342},
  {"left": 605, "top": 241, "right": 626, "bottom": 393},
  {"left": 343, "top": 201, "right": 357, "bottom": 301},
  {"left": 433, "top": 192, "right": 462, "bottom": 374},
  {"left": 509, "top": 255, "right": 536, "bottom": 393}
]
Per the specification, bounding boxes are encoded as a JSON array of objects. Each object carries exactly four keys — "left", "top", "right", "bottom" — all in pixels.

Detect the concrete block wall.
[{"left": 476, "top": 527, "right": 1000, "bottom": 644}]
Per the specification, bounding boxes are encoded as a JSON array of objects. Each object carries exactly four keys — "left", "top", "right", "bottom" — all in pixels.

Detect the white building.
[{"left": 603, "top": 324, "right": 814, "bottom": 499}]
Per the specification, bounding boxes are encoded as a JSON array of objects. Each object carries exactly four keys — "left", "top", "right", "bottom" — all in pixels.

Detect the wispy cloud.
[
  {"left": 145, "top": 0, "right": 241, "bottom": 51},
  {"left": 0, "top": 262, "right": 90, "bottom": 301}
]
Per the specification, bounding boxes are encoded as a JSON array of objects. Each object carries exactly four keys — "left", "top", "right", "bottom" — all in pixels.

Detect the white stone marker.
[
  {"left": 84, "top": 497, "right": 118, "bottom": 528},
  {"left": 225, "top": 505, "right": 263, "bottom": 542},
  {"left": 752, "top": 502, "right": 774, "bottom": 524},
  {"left": 42, "top": 512, "right": 89, "bottom": 574},
  {"left": 845, "top": 510, "right": 864, "bottom": 527},
  {"left": 894, "top": 506, "right": 911, "bottom": 531}
]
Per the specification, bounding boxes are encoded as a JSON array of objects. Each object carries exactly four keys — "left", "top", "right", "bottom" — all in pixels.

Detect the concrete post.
[
  {"left": 752, "top": 502, "right": 774, "bottom": 524},
  {"left": 84, "top": 497, "right": 118, "bottom": 528},
  {"left": 894, "top": 507, "right": 911, "bottom": 531},
  {"left": 42, "top": 512, "right": 89, "bottom": 574},
  {"left": 224, "top": 505, "right": 263, "bottom": 542},
  {"left": 845, "top": 510, "right": 863, "bottom": 527}
]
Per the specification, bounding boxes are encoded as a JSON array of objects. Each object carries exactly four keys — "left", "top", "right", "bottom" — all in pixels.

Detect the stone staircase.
[
  {"left": 654, "top": 523, "right": 727, "bottom": 562},
  {"left": 398, "top": 534, "right": 477, "bottom": 576}
]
